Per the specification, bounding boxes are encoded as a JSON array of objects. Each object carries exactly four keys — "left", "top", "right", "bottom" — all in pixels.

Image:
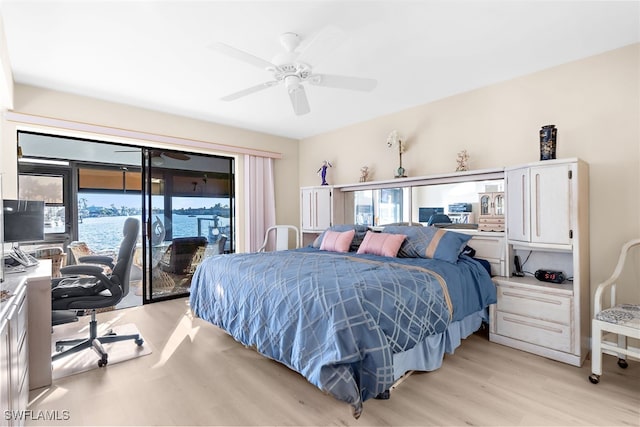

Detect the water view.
[
  {"left": 79, "top": 214, "right": 231, "bottom": 251},
  {"left": 75, "top": 192, "right": 231, "bottom": 252}
]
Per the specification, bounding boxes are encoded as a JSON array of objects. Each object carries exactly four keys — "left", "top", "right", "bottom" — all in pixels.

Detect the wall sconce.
[{"left": 387, "top": 130, "right": 407, "bottom": 178}]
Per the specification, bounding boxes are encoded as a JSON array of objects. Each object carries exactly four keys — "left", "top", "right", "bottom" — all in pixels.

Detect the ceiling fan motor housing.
[{"left": 279, "top": 32, "right": 300, "bottom": 52}]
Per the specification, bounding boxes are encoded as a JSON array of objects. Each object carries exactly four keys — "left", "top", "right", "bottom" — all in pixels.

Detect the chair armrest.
[
  {"left": 77, "top": 255, "right": 115, "bottom": 270},
  {"left": 57, "top": 264, "right": 119, "bottom": 298},
  {"left": 593, "top": 238, "right": 640, "bottom": 314},
  {"left": 60, "top": 264, "right": 107, "bottom": 278}
]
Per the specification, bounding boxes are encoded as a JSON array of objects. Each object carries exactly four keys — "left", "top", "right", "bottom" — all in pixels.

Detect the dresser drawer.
[
  {"left": 495, "top": 311, "right": 572, "bottom": 353},
  {"left": 479, "top": 217, "right": 505, "bottom": 224},
  {"left": 478, "top": 223, "right": 505, "bottom": 232},
  {"left": 497, "top": 286, "right": 571, "bottom": 324}
]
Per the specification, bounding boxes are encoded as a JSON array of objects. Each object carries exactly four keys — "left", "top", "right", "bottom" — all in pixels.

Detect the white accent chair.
[
  {"left": 258, "top": 225, "right": 300, "bottom": 252},
  {"left": 589, "top": 238, "right": 640, "bottom": 384}
]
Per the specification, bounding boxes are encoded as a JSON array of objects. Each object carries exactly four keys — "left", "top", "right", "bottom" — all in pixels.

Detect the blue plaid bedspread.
[{"left": 189, "top": 248, "right": 495, "bottom": 417}]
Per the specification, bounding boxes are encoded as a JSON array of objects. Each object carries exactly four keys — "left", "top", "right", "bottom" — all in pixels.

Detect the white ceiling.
[{"left": 1, "top": 1, "right": 638, "bottom": 140}]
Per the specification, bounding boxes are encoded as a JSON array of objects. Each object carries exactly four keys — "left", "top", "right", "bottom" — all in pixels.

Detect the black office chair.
[{"left": 51, "top": 217, "right": 143, "bottom": 367}]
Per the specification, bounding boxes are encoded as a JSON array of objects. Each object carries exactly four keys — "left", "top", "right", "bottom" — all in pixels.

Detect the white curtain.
[{"left": 244, "top": 154, "right": 276, "bottom": 252}]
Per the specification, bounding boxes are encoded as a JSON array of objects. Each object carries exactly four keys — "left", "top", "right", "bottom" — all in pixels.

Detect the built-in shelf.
[{"left": 334, "top": 167, "right": 505, "bottom": 192}]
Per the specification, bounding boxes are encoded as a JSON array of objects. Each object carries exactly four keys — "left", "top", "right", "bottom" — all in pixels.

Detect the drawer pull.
[
  {"left": 502, "top": 291, "right": 562, "bottom": 305},
  {"left": 503, "top": 316, "right": 563, "bottom": 334}
]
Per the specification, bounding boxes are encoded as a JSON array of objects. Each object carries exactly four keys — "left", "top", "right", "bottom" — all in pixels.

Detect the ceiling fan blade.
[
  {"left": 297, "top": 26, "right": 345, "bottom": 66},
  {"left": 288, "top": 85, "right": 310, "bottom": 116},
  {"left": 309, "top": 74, "right": 377, "bottom": 92},
  {"left": 221, "top": 81, "right": 279, "bottom": 101},
  {"left": 210, "top": 42, "right": 277, "bottom": 70},
  {"left": 163, "top": 152, "right": 190, "bottom": 161}
]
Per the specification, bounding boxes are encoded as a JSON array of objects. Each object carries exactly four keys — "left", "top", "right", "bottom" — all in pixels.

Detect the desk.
[{"left": 1, "top": 261, "right": 53, "bottom": 391}]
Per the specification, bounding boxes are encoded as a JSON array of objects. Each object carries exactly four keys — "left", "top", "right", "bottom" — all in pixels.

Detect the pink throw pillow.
[
  {"left": 320, "top": 229, "right": 356, "bottom": 253},
  {"left": 356, "top": 231, "right": 406, "bottom": 257}
]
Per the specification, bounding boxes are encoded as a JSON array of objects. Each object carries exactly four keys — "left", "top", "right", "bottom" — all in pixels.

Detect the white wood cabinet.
[
  {"left": 1, "top": 317, "right": 12, "bottom": 427},
  {"left": 300, "top": 186, "right": 343, "bottom": 246},
  {"left": 491, "top": 158, "right": 589, "bottom": 367},
  {"left": 301, "top": 186, "right": 332, "bottom": 231},
  {"left": 1, "top": 261, "right": 52, "bottom": 426},
  {"left": 506, "top": 163, "right": 572, "bottom": 245},
  {"left": 1, "top": 284, "right": 28, "bottom": 427}
]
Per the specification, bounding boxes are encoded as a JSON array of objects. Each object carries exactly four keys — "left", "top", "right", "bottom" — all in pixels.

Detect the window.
[{"left": 18, "top": 171, "right": 69, "bottom": 238}]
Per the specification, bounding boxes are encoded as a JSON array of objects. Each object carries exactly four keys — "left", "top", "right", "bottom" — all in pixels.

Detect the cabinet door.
[
  {"left": 531, "top": 164, "right": 571, "bottom": 245},
  {"left": 479, "top": 193, "right": 492, "bottom": 216},
  {"left": 0, "top": 319, "right": 11, "bottom": 427},
  {"left": 301, "top": 187, "right": 332, "bottom": 231},
  {"left": 506, "top": 168, "right": 530, "bottom": 242},
  {"left": 314, "top": 188, "right": 332, "bottom": 230},
  {"left": 300, "top": 188, "right": 314, "bottom": 230},
  {"left": 494, "top": 193, "right": 505, "bottom": 216}
]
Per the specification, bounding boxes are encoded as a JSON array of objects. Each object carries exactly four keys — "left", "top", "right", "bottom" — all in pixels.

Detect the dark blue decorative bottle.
[{"left": 540, "top": 125, "right": 557, "bottom": 160}]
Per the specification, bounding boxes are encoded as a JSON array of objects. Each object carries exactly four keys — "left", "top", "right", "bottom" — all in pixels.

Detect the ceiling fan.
[
  {"left": 115, "top": 149, "right": 190, "bottom": 165},
  {"left": 212, "top": 29, "right": 378, "bottom": 115}
]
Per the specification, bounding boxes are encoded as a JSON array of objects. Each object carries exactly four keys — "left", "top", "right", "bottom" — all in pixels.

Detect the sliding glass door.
[
  {"left": 143, "top": 148, "right": 234, "bottom": 303},
  {"left": 17, "top": 131, "right": 235, "bottom": 306}
]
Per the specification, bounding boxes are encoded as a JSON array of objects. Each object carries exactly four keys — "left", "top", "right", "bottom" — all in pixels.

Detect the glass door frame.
[{"left": 142, "top": 148, "right": 235, "bottom": 304}]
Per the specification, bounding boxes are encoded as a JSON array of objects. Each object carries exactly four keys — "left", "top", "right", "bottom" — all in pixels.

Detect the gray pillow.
[{"left": 382, "top": 225, "right": 472, "bottom": 263}]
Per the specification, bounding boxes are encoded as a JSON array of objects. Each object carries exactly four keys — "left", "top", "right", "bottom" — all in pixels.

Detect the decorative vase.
[{"left": 539, "top": 125, "right": 557, "bottom": 161}]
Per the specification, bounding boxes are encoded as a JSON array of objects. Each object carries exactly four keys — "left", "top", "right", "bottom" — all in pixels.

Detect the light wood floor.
[{"left": 28, "top": 298, "right": 640, "bottom": 426}]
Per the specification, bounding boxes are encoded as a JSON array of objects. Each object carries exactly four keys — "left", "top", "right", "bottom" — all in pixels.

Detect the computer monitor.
[
  {"left": 3, "top": 199, "right": 45, "bottom": 243},
  {"left": 418, "top": 207, "right": 444, "bottom": 223}
]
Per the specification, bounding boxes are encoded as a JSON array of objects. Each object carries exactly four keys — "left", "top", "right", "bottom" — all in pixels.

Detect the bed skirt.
[{"left": 393, "top": 308, "right": 487, "bottom": 380}]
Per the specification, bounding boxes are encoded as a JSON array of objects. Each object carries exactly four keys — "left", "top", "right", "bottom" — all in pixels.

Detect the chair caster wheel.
[
  {"left": 135, "top": 338, "right": 144, "bottom": 346},
  {"left": 98, "top": 356, "right": 108, "bottom": 367},
  {"left": 617, "top": 359, "right": 628, "bottom": 369},
  {"left": 588, "top": 374, "right": 600, "bottom": 384}
]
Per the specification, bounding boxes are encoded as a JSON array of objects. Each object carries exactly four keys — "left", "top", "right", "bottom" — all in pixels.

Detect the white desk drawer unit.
[
  {"left": 6, "top": 285, "right": 29, "bottom": 426},
  {"left": 15, "top": 288, "right": 29, "bottom": 412},
  {"left": 1, "top": 261, "right": 52, "bottom": 426}
]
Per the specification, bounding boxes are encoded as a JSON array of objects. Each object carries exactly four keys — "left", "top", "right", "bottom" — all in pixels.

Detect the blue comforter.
[{"left": 189, "top": 247, "right": 495, "bottom": 417}]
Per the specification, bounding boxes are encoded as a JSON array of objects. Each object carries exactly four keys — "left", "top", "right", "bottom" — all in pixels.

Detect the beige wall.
[
  {"left": 0, "top": 14, "right": 14, "bottom": 109},
  {"left": 300, "top": 43, "right": 640, "bottom": 305},
  {"left": 0, "top": 84, "right": 299, "bottom": 252}
]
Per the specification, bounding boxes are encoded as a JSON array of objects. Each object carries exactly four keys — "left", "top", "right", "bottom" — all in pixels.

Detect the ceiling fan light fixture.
[
  {"left": 151, "top": 155, "right": 164, "bottom": 166},
  {"left": 285, "top": 75, "right": 301, "bottom": 91}
]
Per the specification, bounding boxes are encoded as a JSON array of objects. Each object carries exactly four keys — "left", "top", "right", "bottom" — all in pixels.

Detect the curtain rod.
[{"left": 4, "top": 111, "right": 283, "bottom": 159}]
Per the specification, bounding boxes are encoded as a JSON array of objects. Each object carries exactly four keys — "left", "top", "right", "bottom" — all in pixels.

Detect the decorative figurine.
[
  {"left": 456, "top": 149, "right": 470, "bottom": 172},
  {"left": 317, "top": 160, "right": 333, "bottom": 185},
  {"left": 359, "top": 166, "right": 369, "bottom": 182},
  {"left": 387, "top": 130, "right": 407, "bottom": 178}
]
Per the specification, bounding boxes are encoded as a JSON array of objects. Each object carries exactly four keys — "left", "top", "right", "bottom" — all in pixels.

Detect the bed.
[{"left": 189, "top": 225, "right": 497, "bottom": 418}]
